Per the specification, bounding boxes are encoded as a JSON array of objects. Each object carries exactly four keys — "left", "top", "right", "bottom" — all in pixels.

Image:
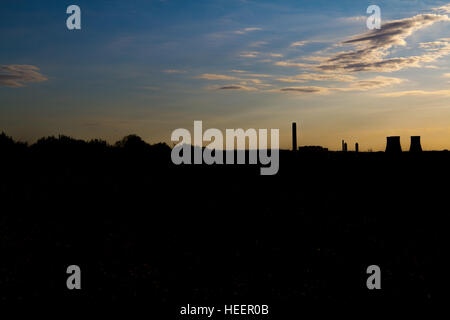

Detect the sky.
[{"left": 1, "top": 0, "right": 450, "bottom": 151}]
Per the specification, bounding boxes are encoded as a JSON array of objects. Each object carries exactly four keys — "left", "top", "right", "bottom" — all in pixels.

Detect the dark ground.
[{"left": 0, "top": 133, "right": 448, "bottom": 313}]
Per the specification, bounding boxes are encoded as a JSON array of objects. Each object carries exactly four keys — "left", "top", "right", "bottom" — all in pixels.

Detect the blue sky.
[{"left": 1, "top": 0, "right": 450, "bottom": 150}]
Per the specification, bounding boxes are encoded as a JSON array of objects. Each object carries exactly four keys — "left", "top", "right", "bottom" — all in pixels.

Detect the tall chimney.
[
  {"left": 409, "top": 136, "right": 422, "bottom": 152},
  {"left": 385, "top": 136, "right": 402, "bottom": 153},
  {"left": 292, "top": 122, "right": 297, "bottom": 151},
  {"left": 355, "top": 142, "right": 359, "bottom": 153}
]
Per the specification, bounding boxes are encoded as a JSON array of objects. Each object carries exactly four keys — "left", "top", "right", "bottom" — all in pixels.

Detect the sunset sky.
[{"left": 1, "top": 0, "right": 450, "bottom": 150}]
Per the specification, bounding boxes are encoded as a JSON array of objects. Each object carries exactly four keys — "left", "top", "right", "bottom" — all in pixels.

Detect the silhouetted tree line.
[
  {"left": 0, "top": 132, "right": 170, "bottom": 154},
  {"left": 0, "top": 132, "right": 172, "bottom": 164}
]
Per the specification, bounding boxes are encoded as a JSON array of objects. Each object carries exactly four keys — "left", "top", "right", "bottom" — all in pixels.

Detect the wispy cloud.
[
  {"left": 289, "top": 40, "right": 328, "bottom": 48},
  {"left": 381, "top": 90, "right": 450, "bottom": 97},
  {"left": 241, "top": 73, "right": 272, "bottom": 78},
  {"left": 268, "top": 53, "right": 283, "bottom": 57},
  {"left": 249, "top": 41, "right": 268, "bottom": 47},
  {"left": 241, "top": 52, "right": 284, "bottom": 59},
  {"left": 197, "top": 9, "right": 450, "bottom": 97},
  {"left": 345, "top": 76, "right": 405, "bottom": 90},
  {"left": 276, "top": 73, "right": 357, "bottom": 83},
  {"left": 196, "top": 73, "right": 239, "bottom": 80},
  {"left": 275, "top": 14, "right": 450, "bottom": 75},
  {"left": 239, "top": 51, "right": 261, "bottom": 58},
  {"left": 312, "top": 14, "right": 450, "bottom": 73},
  {"left": 419, "top": 39, "right": 450, "bottom": 50},
  {"left": 163, "top": 69, "right": 186, "bottom": 74},
  {"left": 276, "top": 86, "right": 330, "bottom": 94},
  {"left": 197, "top": 73, "right": 271, "bottom": 90},
  {"left": 234, "top": 27, "right": 263, "bottom": 35},
  {"left": 0, "top": 65, "right": 48, "bottom": 88},
  {"left": 216, "top": 84, "right": 258, "bottom": 91},
  {"left": 339, "top": 16, "right": 366, "bottom": 22},
  {"left": 290, "top": 41, "right": 309, "bottom": 47},
  {"left": 274, "top": 61, "right": 314, "bottom": 68},
  {"left": 433, "top": 4, "right": 450, "bottom": 14},
  {"left": 276, "top": 76, "right": 404, "bottom": 95}
]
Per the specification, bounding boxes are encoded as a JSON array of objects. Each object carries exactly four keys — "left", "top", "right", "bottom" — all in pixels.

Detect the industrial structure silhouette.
[
  {"left": 291, "top": 123, "right": 423, "bottom": 152},
  {"left": 409, "top": 136, "right": 422, "bottom": 152}
]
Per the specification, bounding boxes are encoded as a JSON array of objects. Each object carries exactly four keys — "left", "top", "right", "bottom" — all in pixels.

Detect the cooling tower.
[
  {"left": 409, "top": 136, "right": 422, "bottom": 152},
  {"left": 385, "top": 136, "right": 402, "bottom": 153},
  {"left": 292, "top": 122, "right": 297, "bottom": 151}
]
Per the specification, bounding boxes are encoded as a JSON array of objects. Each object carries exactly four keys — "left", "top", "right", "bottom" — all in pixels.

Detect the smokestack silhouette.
[
  {"left": 355, "top": 143, "right": 359, "bottom": 153},
  {"left": 344, "top": 142, "right": 347, "bottom": 152},
  {"left": 385, "top": 136, "right": 402, "bottom": 153},
  {"left": 292, "top": 122, "right": 297, "bottom": 151},
  {"left": 342, "top": 140, "right": 345, "bottom": 152},
  {"left": 409, "top": 136, "right": 422, "bottom": 152}
]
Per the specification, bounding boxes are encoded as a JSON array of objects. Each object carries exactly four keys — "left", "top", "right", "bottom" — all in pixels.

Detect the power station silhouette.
[
  {"left": 385, "top": 136, "right": 422, "bottom": 153},
  {"left": 409, "top": 136, "right": 422, "bottom": 152},
  {"left": 291, "top": 123, "right": 422, "bottom": 152},
  {"left": 386, "top": 136, "right": 402, "bottom": 153}
]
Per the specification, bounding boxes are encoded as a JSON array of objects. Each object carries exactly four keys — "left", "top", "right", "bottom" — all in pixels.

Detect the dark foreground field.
[{"left": 0, "top": 133, "right": 448, "bottom": 312}]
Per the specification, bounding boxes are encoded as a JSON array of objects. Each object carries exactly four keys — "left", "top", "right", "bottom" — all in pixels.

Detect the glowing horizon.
[{"left": 1, "top": 1, "right": 450, "bottom": 151}]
